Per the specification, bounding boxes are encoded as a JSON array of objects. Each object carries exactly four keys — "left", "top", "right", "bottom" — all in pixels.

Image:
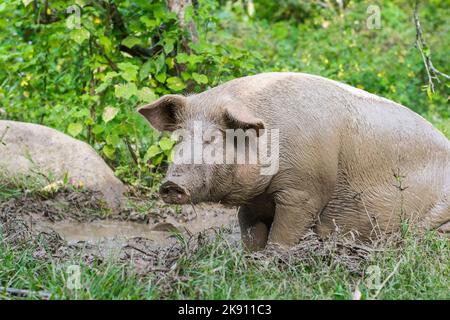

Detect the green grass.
[
  {"left": 1, "top": 152, "right": 449, "bottom": 301},
  {"left": 0, "top": 228, "right": 448, "bottom": 300}
]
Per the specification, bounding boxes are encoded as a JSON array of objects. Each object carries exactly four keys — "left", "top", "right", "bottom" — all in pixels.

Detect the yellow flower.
[
  {"left": 41, "top": 181, "right": 63, "bottom": 193},
  {"left": 46, "top": 8, "right": 51, "bottom": 15},
  {"left": 94, "top": 17, "right": 101, "bottom": 24},
  {"left": 20, "top": 79, "right": 28, "bottom": 87}
]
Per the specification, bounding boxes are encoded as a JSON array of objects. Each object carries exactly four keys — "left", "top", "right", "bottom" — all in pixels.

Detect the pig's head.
[{"left": 138, "top": 94, "right": 272, "bottom": 206}]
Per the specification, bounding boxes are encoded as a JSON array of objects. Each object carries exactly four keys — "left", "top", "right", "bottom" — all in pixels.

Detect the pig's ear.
[
  {"left": 224, "top": 105, "right": 265, "bottom": 136},
  {"left": 137, "top": 94, "right": 185, "bottom": 131}
]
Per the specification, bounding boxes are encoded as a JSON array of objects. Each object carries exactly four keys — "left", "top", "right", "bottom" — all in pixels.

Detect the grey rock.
[{"left": 0, "top": 120, "right": 125, "bottom": 210}]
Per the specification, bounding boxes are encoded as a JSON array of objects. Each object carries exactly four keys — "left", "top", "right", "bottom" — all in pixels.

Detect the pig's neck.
[{"left": 219, "top": 167, "right": 273, "bottom": 206}]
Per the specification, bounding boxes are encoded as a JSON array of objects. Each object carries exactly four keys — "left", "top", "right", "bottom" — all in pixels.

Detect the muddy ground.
[
  {"left": 0, "top": 188, "right": 381, "bottom": 285},
  {"left": 0, "top": 188, "right": 243, "bottom": 272}
]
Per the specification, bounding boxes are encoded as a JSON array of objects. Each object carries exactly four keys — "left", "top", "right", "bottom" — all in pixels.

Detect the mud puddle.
[
  {"left": 42, "top": 206, "right": 239, "bottom": 249},
  {"left": 45, "top": 220, "right": 173, "bottom": 244},
  {"left": 0, "top": 190, "right": 240, "bottom": 264}
]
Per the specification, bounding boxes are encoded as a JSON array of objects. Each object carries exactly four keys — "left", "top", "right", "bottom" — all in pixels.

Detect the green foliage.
[{"left": 0, "top": 0, "right": 448, "bottom": 187}]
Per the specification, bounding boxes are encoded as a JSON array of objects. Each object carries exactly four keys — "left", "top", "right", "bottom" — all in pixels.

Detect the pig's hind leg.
[
  {"left": 238, "top": 196, "right": 275, "bottom": 251},
  {"left": 238, "top": 207, "right": 269, "bottom": 251}
]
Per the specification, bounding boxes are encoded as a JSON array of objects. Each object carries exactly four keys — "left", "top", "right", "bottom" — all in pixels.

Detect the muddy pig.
[{"left": 138, "top": 72, "right": 450, "bottom": 250}]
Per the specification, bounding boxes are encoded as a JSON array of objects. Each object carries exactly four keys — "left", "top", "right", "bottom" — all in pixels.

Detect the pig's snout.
[{"left": 159, "top": 180, "right": 190, "bottom": 204}]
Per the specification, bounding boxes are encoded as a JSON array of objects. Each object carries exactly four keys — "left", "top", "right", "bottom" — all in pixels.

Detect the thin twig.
[
  {"left": 0, "top": 286, "right": 52, "bottom": 300},
  {"left": 124, "top": 137, "right": 139, "bottom": 165},
  {"left": 372, "top": 258, "right": 403, "bottom": 299},
  {"left": 0, "top": 125, "right": 10, "bottom": 146},
  {"left": 413, "top": 1, "right": 450, "bottom": 92},
  {"left": 123, "top": 244, "right": 157, "bottom": 257}
]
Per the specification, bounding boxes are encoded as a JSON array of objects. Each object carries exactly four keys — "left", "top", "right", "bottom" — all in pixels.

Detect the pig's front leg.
[
  {"left": 268, "top": 189, "right": 321, "bottom": 248},
  {"left": 238, "top": 206, "right": 270, "bottom": 251}
]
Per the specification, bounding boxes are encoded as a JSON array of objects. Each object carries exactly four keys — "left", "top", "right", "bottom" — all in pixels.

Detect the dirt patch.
[{"left": 0, "top": 188, "right": 104, "bottom": 223}]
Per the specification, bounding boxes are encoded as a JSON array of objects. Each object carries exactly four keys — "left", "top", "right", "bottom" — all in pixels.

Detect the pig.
[{"left": 138, "top": 72, "right": 450, "bottom": 250}]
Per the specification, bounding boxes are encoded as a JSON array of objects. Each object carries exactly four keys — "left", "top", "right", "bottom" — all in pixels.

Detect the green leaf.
[
  {"left": 152, "top": 153, "right": 164, "bottom": 166},
  {"left": 159, "top": 137, "right": 175, "bottom": 151},
  {"left": 85, "top": 117, "right": 94, "bottom": 126},
  {"left": 165, "top": 57, "right": 175, "bottom": 69},
  {"left": 63, "top": 172, "right": 69, "bottom": 185},
  {"left": 103, "top": 145, "right": 115, "bottom": 160},
  {"left": 75, "top": 109, "right": 89, "bottom": 118},
  {"left": 166, "top": 77, "right": 186, "bottom": 91},
  {"left": 99, "top": 36, "right": 112, "bottom": 53},
  {"left": 114, "top": 83, "right": 138, "bottom": 100},
  {"left": 106, "top": 133, "right": 120, "bottom": 146},
  {"left": 118, "top": 62, "right": 138, "bottom": 82},
  {"left": 190, "top": 41, "right": 210, "bottom": 54},
  {"left": 102, "top": 107, "right": 119, "bottom": 123},
  {"left": 139, "top": 60, "right": 153, "bottom": 81},
  {"left": 120, "top": 70, "right": 137, "bottom": 82},
  {"left": 181, "top": 71, "right": 191, "bottom": 81},
  {"left": 167, "top": 148, "right": 174, "bottom": 162},
  {"left": 70, "top": 28, "right": 90, "bottom": 45},
  {"left": 67, "top": 123, "right": 83, "bottom": 137},
  {"left": 95, "top": 81, "right": 111, "bottom": 94},
  {"left": 155, "top": 73, "right": 167, "bottom": 83},
  {"left": 155, "top": 54, "right": 166, "bottom": 73},
  {"left": 144, "top": 145, "right": 162, "bottom": 161},
  {"left": 22, "top": 0, "right": 33, "bottom": 7},
  {"left": 164, "top": 38, "right": 175, "bottom": 54},
  {"left": 176, "top": 53, "right": 189, "bottom": 64},
  {"left": 121, "top": 36, "right": 141, "bottom": 48},
  {"left": 188, "top": 54, "right": 204, "bottom": 65},
  {"left": 120, "top": 69, "right": 137, "bottom": 82},
  {"left": 137, "top": 87, "right": 157, "bottom": 103},
  {"left": 192, "top": 73, "right": 208, "bottom": 84},
  {"left": 104, "top": 72, "right": 119, "bottom": 81},
  {"left": 92, "top": 125, "right": 104, "bottom": 135},
  {"left": 140, "top": 16, "right": 156, "bottom": 28}
]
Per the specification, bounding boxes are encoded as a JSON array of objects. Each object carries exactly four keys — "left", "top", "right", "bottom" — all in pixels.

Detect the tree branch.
[{"left": 413, "top": 2, "right": 450, "bottom": 92}]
